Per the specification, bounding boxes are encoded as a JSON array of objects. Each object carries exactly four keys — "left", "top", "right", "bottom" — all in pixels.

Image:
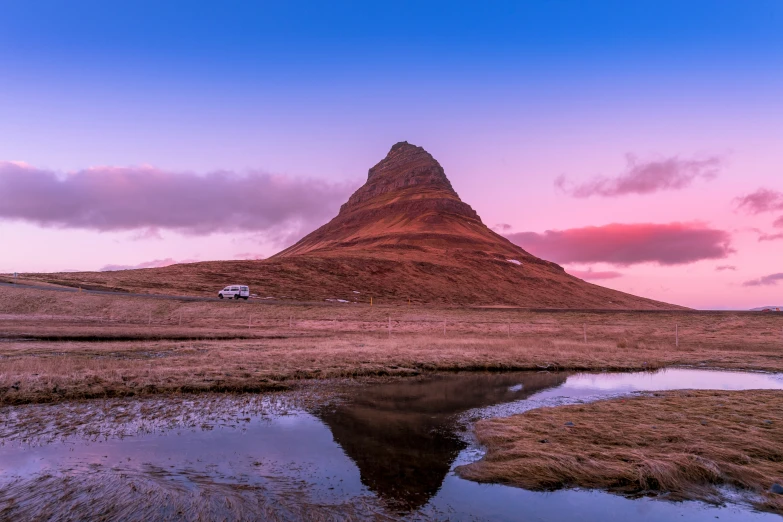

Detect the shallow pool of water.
[{"left": 1, "top": 369, "right": 781, "bottom": 521}]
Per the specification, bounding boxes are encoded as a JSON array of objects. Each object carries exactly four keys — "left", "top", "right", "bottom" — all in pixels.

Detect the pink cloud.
[
  {"left": 774, "top": 216, "right": 783, "bottom": 228},
  {"left": 100, "top": 258, "right": 198, "bottom": 271},
  {"left": 735, "top": 188, "right": 783, "bottom": 214},
  {"left": 758, "top": 232, "right": 783, "bottom": 242},
  {"left": 506, "top": 222, "right": 734, "bottom": 266},
  {"left": 715, "top": 265, "right": 737, "bottom": 271},
  {"left": 0, "top": 162, "right": 352, "bottom": 235},
  {"left": 234, "top": 252, "right": 266, "bottom": 260},
  {"left": 566, "top": 268, "right": 623, "bottom": 280},
  {"left": 555, "top": 154, "right": 721, "bottom": 198},
  {"left": 130, "top": 227, "right": 163, "bottom": 241},
  {"left": 743, "top": 273, "right": 783, "bottom": 287}
]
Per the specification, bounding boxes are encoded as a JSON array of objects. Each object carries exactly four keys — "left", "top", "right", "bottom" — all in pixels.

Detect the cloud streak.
[
  {"left": 507, "top": 222, "right": 733, "bottom": 266},
  {"left": 566, "top": 268, "right": 623, "bottom": 280},
  {"left": 555, "top": 154, "right": 721, "bottom": 198},
  {"left": 0, "top": 162, "right": 353, "bottom": 235},
  {"left": 735, "top": 188, "right": 783, "bottom": 214},
  {"left": 715, "top": 265, "right": 737, "bottom": 271},
  {"left": 743, "top": 273, "right": 783, "bottom": 287},
  {"left": 758, "top": 232, "right": 783, "bottom": 242},
  {"left": 100, "top": 258, "right": 197, "bottom": 271}
]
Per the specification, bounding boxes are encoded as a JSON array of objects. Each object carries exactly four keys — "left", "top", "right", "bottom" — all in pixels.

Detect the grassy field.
[
  {"left": 457, "top": 390, "right": 783, "bottom": 514},
  {"left": 3, "top": 284, "right": 783, "bottom": 513},
  {"left": 1, "top": 284, "right": 782, "bottom": 405}
]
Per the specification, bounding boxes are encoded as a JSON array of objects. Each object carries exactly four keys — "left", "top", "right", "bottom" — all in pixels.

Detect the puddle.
[
  {"left": 1, "top": 369, "right": 781, "bottom": 521},
  {"left": 470, "top": 368, "right": 783, "bottom": 420}
]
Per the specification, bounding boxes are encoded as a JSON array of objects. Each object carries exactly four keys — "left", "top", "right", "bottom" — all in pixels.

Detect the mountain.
[
  {"left": 23, "top": 142, "right": 683, "bottom": 309},
  {"left": 275, "top": 141, "right": 525, "bottom": 259}
]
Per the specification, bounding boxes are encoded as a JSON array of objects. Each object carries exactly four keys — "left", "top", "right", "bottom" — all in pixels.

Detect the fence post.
[
  {"left": 249, "top": 315, "right": 252, "bottom": 329},
  {"left": 676, "top": 323, "right": 679, "bottom": 347},
  {"left": 583, "top": 324, "right": 587, "bottom": 343},
  {"left": 148, "top": 311, "right": 151, "bottom": 325}
]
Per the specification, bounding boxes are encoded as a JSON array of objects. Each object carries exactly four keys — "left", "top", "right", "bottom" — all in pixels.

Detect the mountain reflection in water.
[{"left": 316, "top": 372, "right": 568, "bottom": 510}]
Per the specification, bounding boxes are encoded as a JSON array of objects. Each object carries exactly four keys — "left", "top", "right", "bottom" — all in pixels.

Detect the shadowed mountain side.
[
  {"left": 315, "top": 372, "right": 568, "bottom": 510},
  {"left": 20, "top": 142, "right": 684, "bottom": 309}
]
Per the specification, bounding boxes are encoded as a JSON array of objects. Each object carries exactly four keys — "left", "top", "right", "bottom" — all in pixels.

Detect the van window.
[
  {"left": 240, "top": 286, "right": 248, "bottom": 290},
  {"left": 231, "top": 286, "right": 239, "bottom": 291}
]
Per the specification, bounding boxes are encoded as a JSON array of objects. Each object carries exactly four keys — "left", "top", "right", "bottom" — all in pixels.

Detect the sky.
[{"left": 1, "top": 0, "right": 782, "bottom": 309}]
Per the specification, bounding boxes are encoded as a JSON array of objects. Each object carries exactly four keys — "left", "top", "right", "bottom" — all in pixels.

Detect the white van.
[{"left": 218, "top": 285, "right": 250, "bottom": 300}]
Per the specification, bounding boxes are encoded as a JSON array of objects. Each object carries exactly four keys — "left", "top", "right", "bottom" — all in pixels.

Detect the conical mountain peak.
[
  {"left": 367, "top": 141, "right": 449, "bottom": 185},
  {"left": 275, "top": 142, "right": 515, "bottom": 258},
  {"left": 341, "top": 142, "right": 457, "bottom": 213}
]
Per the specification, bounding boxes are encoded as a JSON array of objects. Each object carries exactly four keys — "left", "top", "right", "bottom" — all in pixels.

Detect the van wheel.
[
  {"left": 243, "top": 296, "right": 249, "bottom": 300},
  {"left": 235, "top": 294, "right": 241, "bottom": 300},
  {"left": 219, "top": 294, "right": 224, "bottom": 299}
]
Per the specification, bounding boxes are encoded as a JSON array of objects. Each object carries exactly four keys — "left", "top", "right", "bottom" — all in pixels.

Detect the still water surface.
[{"left": 1, "top": 369, "right": 782, "bottom": 521}]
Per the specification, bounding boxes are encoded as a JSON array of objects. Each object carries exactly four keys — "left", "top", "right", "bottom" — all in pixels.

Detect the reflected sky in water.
[{"left": 1, "top": 369, "right": 781, "bottom": 521}]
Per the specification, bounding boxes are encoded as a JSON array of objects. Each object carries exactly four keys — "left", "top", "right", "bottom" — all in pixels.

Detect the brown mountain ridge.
[{"left": 24, "top": 142, "right": 682, "bottom": 309}]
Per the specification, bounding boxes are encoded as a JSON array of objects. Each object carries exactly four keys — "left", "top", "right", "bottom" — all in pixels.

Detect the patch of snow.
[
  {"left": 352, "top": 291, "right": 361, "bottom": 294},
  {"left": 325, "top": 298, "right": 350, "bottom": 303},
  {"left": 507, "top": 259, "right": 522, "bottom": 266},
  {"left": 508, "top": 384, "right": 524, "bottom": 392}
]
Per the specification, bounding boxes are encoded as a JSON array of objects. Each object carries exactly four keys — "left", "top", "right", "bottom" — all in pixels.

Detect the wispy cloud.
[
  {"left": 566, "top": 268, "right": 623, "bottom": 280},
  {"left": 743, "top": 273, "right": 783, "bottom": 287},
  {"left": 735, "top": 188, "right": 783, "bottom": 214},
  {"left": 100, "top": 258, "right": 197, "bottom": 271},
  {"left": 0, "top": 162, "right": 353, "bottom": 236},
  {"left": 715, "top": 265, "right": 737, "bottom": 271},
  {"left": 758, "top": 232, "right": 783, "bottom": 242},
  {"left": 555, "top": 154, "right": 721, "bottom": 198},
  {"left": 506, "top": 222, "right": 733, "bottom": 266},
  {"left": 234, "top": 252, "right": 266, "bottom": 260},
  {"left": 492, "top": 223, "right": 512, "bottom": 232},
  {"left": 130, "top": 227, "right": 164, "bottom": 241}
]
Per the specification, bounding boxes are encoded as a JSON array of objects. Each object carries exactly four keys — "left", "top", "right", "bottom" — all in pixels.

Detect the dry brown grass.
[
  {"left": 0, "top": 468, "right": 394, "bottom": 522},
  {"left": 1, "top": 284, "right": 782, "bottom": 405},
  {"left": 457, "top": 390, "right": 783, "bottom": 513}
]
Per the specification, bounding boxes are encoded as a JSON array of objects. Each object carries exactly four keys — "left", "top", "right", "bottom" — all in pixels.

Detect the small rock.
[
  {"left": 564, "top": 421, "right": 575, "bottom": 427},
  {"left": 763, "top": 420, "right": 773, "bottom": 425},
  {"left": 771, "top": 483, "right": 783, "bottom": 495},
  {"left": 700, "top": 420, "right": 708, "bottom": 426},
  {"left": 539, "top": 439, "right": 549, "bottom": 444}
]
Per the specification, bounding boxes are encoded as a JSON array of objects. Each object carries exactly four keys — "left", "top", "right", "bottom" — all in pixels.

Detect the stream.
[{"left": 1, "top": 368, "right": 781, "bottom": 521}]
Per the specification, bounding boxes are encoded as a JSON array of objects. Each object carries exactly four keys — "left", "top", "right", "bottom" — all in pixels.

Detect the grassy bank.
[
  {"left": 3, "top": 330, "right": 783, "bottom": 405},
  {"left": 457, "top": 390, "right": 783, "bottom": 513},
  {"left": 1, "top": 284, "right": 782, "bottom": 404}
]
